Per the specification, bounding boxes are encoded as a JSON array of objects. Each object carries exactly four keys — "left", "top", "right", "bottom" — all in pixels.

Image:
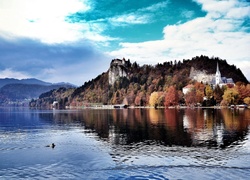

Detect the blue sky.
[{"left": 0, "top": 0, "right": 249, "bottom": 85}]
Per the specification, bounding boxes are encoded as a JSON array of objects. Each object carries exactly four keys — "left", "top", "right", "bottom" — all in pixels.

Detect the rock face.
[
  {"left": 189, "top": 67, "right": 214, "bottom": 84},
  {"left": 108, "top": 59, "right": 128, "bottom": 85}
]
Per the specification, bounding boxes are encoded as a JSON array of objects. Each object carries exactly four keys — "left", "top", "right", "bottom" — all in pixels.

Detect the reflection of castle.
[{"left": 183, "top": 108, "right": 249, "bottom": 148}]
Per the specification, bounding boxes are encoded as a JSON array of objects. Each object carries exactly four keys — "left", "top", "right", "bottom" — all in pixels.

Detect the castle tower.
[{"left": 215, "top": 62, "right": 222, "bottom": 85}]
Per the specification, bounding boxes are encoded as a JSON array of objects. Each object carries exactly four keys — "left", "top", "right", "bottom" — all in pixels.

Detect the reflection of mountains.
[{"left": 39, "top": 109, "right": 250, "bottom": 149}]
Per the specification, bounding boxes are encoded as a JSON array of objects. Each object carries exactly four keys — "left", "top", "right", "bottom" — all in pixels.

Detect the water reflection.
[{"left": 39, "top": 108, "right": 250, "bottom": 149}]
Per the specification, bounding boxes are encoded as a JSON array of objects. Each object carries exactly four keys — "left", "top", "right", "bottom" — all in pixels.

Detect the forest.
[{"left": 29, "top": 55, "right": 250, "bottom": 108}]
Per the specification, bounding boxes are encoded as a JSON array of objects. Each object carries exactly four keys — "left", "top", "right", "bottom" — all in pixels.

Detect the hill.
[
  {"left": 0, "top": 78, "right": 76, "bottom": 106},
  {"left": 29, "top": 55, "right": 249, "bottom": 108},
  {"left": 0, "top": 78, "right": 53, "bottom": 88}
]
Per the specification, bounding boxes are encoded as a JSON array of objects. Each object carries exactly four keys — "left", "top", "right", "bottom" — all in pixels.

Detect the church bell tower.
[{"left": 215, "top": 62, "right": 222, "bottom": 85}]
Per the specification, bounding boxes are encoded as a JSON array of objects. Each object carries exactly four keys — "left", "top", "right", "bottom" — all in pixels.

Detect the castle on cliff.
[{"left": 108, "top": 58, "right": 129, "bottom": 85}]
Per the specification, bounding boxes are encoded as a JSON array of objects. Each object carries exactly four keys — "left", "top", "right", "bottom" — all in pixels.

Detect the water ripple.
[{"left": 1, "top": 163, "right": 250, "bottom": 180}]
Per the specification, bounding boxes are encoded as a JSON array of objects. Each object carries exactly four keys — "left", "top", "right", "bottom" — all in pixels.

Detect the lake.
[{"left": 0, "top": 107, "right": 250, "bottom": 179}]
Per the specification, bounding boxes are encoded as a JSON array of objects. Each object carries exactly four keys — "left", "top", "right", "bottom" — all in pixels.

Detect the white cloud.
[
  {"left": 181, "top": 10, "right": 195, "bottom": 19},
  {"left": 0, "top": 0, "right": 92, "bottom": 43},
  {"left": 0, "top": 68, "right": 30, "bottom": 79},
  {"left": 141, "top": 1, "right": 169, "bottom": 12},
  {"left": 196, "top": 0, "right": 236, "bottom": 14},
  {"left": 195, "top": 0, "right": 250, "bottom": 19},
  {"left": 226, "top": 6, "right": 250, "bottom": 19},
  {"left": 109, "top": 13, "right": 151, "bottom": 26},
  {"left": 108, "top": 1, "right": 169, "bottom": 26},
  {"left": 109, "top": 0, "right": 250, "bottom": 80}
]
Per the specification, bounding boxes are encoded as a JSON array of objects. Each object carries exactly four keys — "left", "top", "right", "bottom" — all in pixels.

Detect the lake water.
[{"left": 0, "top": 107, "right": 250, "bottom": 179}]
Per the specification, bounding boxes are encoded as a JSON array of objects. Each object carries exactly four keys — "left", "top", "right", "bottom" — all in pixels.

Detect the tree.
[
  {"left": 194, "top": 81, "right": 205, "bottom": 104},
  {"left": 134, "top": 95, "right": 141, "bottom": 106},
  {"left": 123, "top": 97, "right": 128, "bottom": 105},
  {"left": 244, "top": 97, "right": 250, "bottom": 106},
  {"left": 205, "top": 85, "right": 213, "bottom": 99},
  {"left": 164, "top": 86, "right": 179, "bottom": 107},
  {"left": 204, "top": 85, "right": 215, "bottom": 106},
  {"left": 157, "top": 92, "right": 165, "bottom": 107},
  {"left": 214, "top": 85, "right": 224, "bottom": 104},
  {"left": 222, "top": 87, "right": 239, "bottom": 105},
  {"left": 149, "top": 91, "right": 159, "bottom": 108},
  {"left": 185, "top": 88, "right": 196, "bottom": 106},
  {"left": 196, "top": 90, "right": 204, "bottom": 104},
  {"left": 236, "top": 84, "right": 250, "bottom": 104},
  {"left": 112, "top": 91, "right": 120, "bottom": 104}
]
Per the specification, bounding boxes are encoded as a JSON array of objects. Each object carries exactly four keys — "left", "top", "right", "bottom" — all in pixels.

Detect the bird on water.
[{"left": 45, "top": 143, "right": 55, "bottom": 148}]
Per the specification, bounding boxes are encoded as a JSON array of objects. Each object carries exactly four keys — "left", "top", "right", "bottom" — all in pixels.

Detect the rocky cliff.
[
  {"left": 108, "top": 59, "right": 129, "bottom": 85},
  {"left": 189, "top": 67, "right": 215, "bottom": 84}
]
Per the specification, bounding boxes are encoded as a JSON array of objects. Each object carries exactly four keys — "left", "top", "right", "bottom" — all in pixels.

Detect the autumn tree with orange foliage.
[
  {"left": 236, "top": 84, "right": 250, "bottom": 104},
  {"left": 134, "top": 91, "right": 146, "bottom": 106},
  {"left": 164, "top": 86, "right": 179, "bottom": 107},
  {"left": 185, "top": 88, "right": 196, "bottom": 106},
  {"left": 194, "top": 82, "right": 205, "bottom": 104}
]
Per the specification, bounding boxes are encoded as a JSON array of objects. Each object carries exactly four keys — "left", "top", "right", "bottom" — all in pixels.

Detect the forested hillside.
[
  {"left": 0, "top": 83, "right": 75, "bottom": 106},
  {"left": 30, "top": 55, "right": 249, "bottom": 108}
]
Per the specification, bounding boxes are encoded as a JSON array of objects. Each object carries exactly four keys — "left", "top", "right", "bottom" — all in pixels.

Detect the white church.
[
  {"left": 183, "top": 62, "right": 234, "bottom": 94},
  {"left": 213, "top": 62, "right": 234, "bottom": 88}
]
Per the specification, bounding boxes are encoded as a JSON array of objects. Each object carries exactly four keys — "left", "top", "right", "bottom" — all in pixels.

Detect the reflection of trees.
[
  {"left": 39, "top": 109, "right": 250, "bottom": 149},
  {"left": 183, "top": 108, "right": 249, "bottom": 148},
  {"left": 220, "top": 109, "right": 249, "bottom": 148},
  {"left": 184, "top": 108, "right": 224, "bottom": 147},
  {"left": 164, "top": 109, "right": 192, "bottom": 146},
  {"left": 110, "top": 109, "right": 149, "bottom": 145},
  {"left": 110, "top": 109, "right": 193, "bottom": 146}
]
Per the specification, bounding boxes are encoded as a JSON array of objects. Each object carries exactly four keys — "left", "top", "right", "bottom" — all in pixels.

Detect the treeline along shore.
[{"left": 29, "top": 55, "right": 250, "bottom": 109}]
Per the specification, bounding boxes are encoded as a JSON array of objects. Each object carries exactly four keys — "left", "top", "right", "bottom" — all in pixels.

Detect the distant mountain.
[
  {"left": 0, "top": 78, "right": 76, "bottom": 106},
  {"left": 52, "top": 82, "right": 77, "bottom": 87},
  {"left": 0, "top": 78, "right": 76, "bottom": 88},
  {"left": 30, "top": 55, "right": 249, "bottom": 108},
  {"left": 0, "top": 78, "right": 50, "bottom": 88}
]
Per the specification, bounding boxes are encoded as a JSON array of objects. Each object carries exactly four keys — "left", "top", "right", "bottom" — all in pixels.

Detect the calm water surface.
[{"left": 0, "top": 107, "right": 250, "bottom": 179}]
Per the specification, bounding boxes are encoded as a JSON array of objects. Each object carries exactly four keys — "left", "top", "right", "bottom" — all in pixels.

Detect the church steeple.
[{"left": 215, "top": 62, "right": 222, "bottom": 85}]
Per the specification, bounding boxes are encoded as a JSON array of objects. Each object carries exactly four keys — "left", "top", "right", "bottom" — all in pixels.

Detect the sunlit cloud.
[
  {"left": 0, "top": 0, "right": 90, "bottom": 43},
  {"left": 109, "top": 0, "right": 250, "bottom": 79}
]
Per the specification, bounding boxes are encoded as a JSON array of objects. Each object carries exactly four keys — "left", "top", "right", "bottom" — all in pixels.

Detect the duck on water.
[{"left": 45, "top": 143, "right": 55, "bottom": 148}]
